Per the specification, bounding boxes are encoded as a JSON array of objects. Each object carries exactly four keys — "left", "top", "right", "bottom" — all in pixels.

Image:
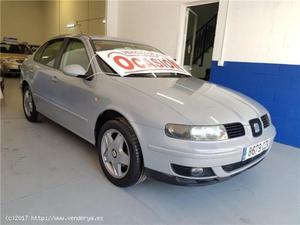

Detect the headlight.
[{"left": 165, "top": 124, "right": 228, "bottom": 141}]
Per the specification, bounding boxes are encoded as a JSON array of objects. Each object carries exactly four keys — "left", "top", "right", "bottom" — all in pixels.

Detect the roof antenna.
[{"left": 75, "top": 21, "right": 83, "bottom": 34}]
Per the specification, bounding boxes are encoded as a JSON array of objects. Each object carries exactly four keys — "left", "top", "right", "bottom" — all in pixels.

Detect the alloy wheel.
[
  {"left": 100, "top": 129, "right": 130, "bottom": 179},
  {"left": 24, "top": 89, "right": 33, "bottom": 117}
]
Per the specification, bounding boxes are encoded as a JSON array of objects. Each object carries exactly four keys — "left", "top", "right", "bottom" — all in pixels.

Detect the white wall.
[
  {"left": 106, "top": 0, "right": 119, "bottom": 37},
  {"left": 107, "top": 0, "right": 300, "bottom": 66},
  {"left": 107, "top": 0, "right": 183, "bottom": 59},
  {"left": 212, "top": 0, "right": 300, "bottom": 65},
  {"left": 118, "top": 0, "right": 182, "bottom": 58},
  {"left": 106, "top": 0, "right": 221, "bottom": 60}
]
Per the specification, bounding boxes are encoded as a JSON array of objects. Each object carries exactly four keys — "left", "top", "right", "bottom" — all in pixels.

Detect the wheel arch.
[
  {"left": 94, "top": 109, "right": 141, "bottom": 147},
  {"left": 94, "top": 109, "right": 146, "bottom": 169},
  {"left": 21, "top": 80, "right": 30, "bottom": 92}
]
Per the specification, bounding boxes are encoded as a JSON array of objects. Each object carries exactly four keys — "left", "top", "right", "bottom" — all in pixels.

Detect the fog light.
[
  {"left": 191, "top": 167, "right": 204, "bottom": 177},
  {"left": 171, "top": 164, "right": 215, "bottom": 177}
]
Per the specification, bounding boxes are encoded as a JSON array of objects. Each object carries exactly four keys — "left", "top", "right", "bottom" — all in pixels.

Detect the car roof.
[{"left": 50, "top": 34, "right": 150, "bottom": 47}]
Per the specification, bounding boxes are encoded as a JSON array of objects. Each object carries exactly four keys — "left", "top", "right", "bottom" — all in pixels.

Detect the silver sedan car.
[{"left": 21, "top": 34, "right": 276, "bottom": 187}]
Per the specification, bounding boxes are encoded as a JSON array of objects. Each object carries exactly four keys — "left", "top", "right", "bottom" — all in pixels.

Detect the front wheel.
[
  {"left": 97, "top": 119, "right": 145, "bottom": 187},
  {"left": 23, "top": 86, "right": 39, "bottom": 122}
]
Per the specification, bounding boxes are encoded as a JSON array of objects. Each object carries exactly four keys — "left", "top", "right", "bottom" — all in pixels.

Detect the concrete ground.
[{"left": 1, "top": 78, "right": 300, "bottom": 225}]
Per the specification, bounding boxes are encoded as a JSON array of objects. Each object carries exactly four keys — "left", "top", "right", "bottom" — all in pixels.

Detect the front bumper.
[
  {"left": 146, "top": 149, "right": 268, "bottom": 185},
  {"left": 135, "top": 123, "right": 276, "bottom": 184}
]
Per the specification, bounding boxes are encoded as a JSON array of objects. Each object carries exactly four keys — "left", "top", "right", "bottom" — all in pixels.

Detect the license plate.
[{"left": 242, "top": 139, "right": 270, "bottom": 161}]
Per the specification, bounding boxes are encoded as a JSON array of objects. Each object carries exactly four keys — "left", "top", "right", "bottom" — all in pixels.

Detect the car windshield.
[
  {"left": 92, "top": 40, "right": 191, "bottom": 78},
  {"left": 0, "top": 43, "right": 30, "bottom": 54}
]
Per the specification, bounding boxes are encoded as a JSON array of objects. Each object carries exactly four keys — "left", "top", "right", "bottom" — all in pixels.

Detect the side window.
[
  {"left": 34, "top": 44, "right": 45, "bottom": 62},
  {"left": 39, "top": 40, "right": 64, "bottom": 67},
  {"left": 59, "top": 40, "right": 90, "bottom": 73}
]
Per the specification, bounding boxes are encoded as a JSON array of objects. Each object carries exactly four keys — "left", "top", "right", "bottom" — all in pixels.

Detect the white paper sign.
[{"left": 96, "top": 49, "right": 191, "bottom": 76}]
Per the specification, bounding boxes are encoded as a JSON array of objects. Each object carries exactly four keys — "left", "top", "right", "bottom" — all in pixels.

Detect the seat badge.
[{"left": 253, "top": 122, "right": 260, "bottom": 133}]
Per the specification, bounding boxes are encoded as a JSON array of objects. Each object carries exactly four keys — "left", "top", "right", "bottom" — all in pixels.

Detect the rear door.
[{"left": 31, "top": 39, "right": 66, "bottom": 118}]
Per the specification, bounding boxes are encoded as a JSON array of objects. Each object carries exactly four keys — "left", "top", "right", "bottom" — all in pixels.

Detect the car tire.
[
  {"left": 22, "top": 85, "right": 39, "bottom": 122},
  {"left": 97, "top": 119, "right": 145, "bottom": 187}
]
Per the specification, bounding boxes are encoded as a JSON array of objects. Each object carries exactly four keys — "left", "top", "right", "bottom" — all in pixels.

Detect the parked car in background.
[
  {"left": 21, "top": 34, "right": 276, "bottom": 187},
  {"left": 0, "top": 64, "right": 4, "bottom": 92},
  {"left": 0, "top": 40, "right": 31, "bottom": 76}
]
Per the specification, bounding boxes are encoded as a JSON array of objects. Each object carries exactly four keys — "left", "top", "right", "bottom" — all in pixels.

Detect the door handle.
[{"left": 51, "top": 75, "right": 58, "bottom": 83}]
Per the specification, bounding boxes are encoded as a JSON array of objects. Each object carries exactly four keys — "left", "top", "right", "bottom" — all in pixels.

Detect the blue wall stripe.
[{"left": 210, "top": 61, "right": 300, "bottom": 148}]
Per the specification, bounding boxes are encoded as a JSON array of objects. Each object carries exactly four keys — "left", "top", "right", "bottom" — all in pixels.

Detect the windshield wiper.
[
  {"left": 125, "top": 73, "right": 155, "bottom": 78},
  {"left": 125, "top": 73, "right": 191, "bottom": 78},
  {"left": 172, "top": 73, "right": 191, "bottom": 78}
]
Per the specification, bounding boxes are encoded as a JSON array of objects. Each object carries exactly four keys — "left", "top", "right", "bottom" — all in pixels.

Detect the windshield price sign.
[{"left": 97, "top": 49, "right": 191, "bottom": 76}]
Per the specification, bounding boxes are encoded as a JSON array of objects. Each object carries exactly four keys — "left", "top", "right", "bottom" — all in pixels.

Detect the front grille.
[
  {"left": 261, "top": 114, "right": 270, "bottom": 128},
  {"left": 222, "top": 150, "right": 267, "bottom": 172},
  {"left": 223, "top": 123, "right": 245, "bottom": 139}
]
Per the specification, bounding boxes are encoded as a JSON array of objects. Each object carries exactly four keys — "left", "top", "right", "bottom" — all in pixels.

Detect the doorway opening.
[{"left": 183, "top": 2, "right": 219, "bottom": 80}]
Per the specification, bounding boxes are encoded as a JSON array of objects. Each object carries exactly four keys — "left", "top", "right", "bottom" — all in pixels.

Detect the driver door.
[{"left": 51, "top": 38, "right": 96, "bottom": 142}]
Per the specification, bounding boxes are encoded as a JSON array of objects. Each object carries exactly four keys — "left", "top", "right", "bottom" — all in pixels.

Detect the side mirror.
[{"left": 63, "top": 64, "right": 87, "bottom": 77}]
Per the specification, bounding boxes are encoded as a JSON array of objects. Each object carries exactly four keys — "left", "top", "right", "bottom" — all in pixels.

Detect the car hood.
[{"left": 115, "top": 77, "right": 266, "bottom": 125}]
